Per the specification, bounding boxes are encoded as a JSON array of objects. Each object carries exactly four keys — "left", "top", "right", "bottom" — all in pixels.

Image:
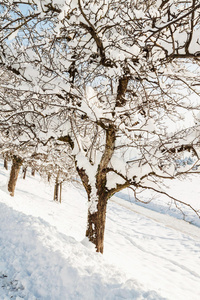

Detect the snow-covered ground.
[{"left": 0, "top": 163, "right": 200, "bottom": 299}]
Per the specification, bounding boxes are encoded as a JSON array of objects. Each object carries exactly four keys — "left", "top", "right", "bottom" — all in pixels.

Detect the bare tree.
[
  {"left": 0, "top": 65, "right": 75, "bottom": 197},
  {"left": 1, "top": 0, "right": 200, "bottom": 253}
]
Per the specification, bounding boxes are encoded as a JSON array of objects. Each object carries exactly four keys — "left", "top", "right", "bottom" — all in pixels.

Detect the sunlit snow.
[{"left": 0, "top": 162, "right": 200, "bottom": 299}]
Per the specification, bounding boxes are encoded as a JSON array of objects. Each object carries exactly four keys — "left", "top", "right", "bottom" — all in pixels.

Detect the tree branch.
[{"left": 137, "top": 183, "right": 200, "bottom": 219}]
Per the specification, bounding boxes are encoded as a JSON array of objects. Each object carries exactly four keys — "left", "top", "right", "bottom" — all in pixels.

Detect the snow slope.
[{"left": 0, "top": 163, "right": 200, "bottom": 299}]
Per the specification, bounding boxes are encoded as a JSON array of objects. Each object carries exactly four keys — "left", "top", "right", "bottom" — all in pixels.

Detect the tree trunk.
[
  {"left": 4, "top": 158, "right": 8, "bottom": 170},
  {"left": 48, "top": 173, "right": 51, "bottom": 182},
  {"left": 54, "top": 182, "right": 59, "bottom": 201},
  {"left": 8, "top": 156, "right": 23, "bottom": 197},
  {"left": 77, "top": 125, "right": 116, "bottom": 254},
  {"left": 86, "top": 195, "right": 108, "bottom": 254},
  {"left": 54, "top": 173, "right": 59, "bottom": 201},
  {"left": 59, "top": 182, "right": 62, "bottom": 203},
  {"left": 31, "top": 168, "right": 35, "bottom": 176},
  {"left": 22, "top": 167, "right": 27, "bottom": 180}
]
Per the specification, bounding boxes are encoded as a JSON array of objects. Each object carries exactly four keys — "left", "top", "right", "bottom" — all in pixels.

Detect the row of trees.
[
  {"left": 1, "top": 0, "right": 200, "bottom": 253},
  {"left": 0, "top": 65, "right": 75, "bottom": 197}
]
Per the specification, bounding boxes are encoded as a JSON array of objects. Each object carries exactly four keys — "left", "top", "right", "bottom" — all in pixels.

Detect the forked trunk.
[
  {"left": 77, "top": 125, "right": 116, "bottom": 254},
  {"left": 86, "top": 195, "right": 108, "bottom": 254},
  {"left": 8, "top": 156, "right": 23, "bottom": 196}
]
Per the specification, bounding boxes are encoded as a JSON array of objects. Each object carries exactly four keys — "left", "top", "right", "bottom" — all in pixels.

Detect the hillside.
[{"left": 0, "top": 163, "right": 200, "bottom": 299}]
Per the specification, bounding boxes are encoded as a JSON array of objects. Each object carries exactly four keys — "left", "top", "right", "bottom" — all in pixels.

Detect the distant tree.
[
  {"left": 3, "top": 154, "right": 8, "bottom": 170},
  {"left": 26, "top": 140, "right": 75, "bottom": 202},
  {"left": 0, "top": 66, "right": 52, "bottom": 195},
  {"left": 22, "top": 166, "right": 27, "bottom": 180},
  {"left": 1, "top": 0, "right": 200, "bottom": 252},
  {"left": 0, "top": 67, "right": 38, "bottom": 194},
  {"left": 0, "top": 65, "right": 75, "bottom": 196},
  {"left": 8, "top": 155, "right": 23, "bottom": 196}
]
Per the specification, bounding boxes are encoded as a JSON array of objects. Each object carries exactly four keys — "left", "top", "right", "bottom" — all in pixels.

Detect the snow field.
[{"left": 0, "top": 164, "right": 199, "bottom": 299}]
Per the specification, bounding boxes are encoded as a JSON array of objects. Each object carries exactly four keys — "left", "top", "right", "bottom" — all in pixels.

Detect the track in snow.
[{"left": 111, "top": 196, "right": 200, "bottom": 240}]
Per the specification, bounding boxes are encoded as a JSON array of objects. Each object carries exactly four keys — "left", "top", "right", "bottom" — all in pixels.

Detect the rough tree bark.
[
  {"left": 77, "top": 124, "right": 116, "bottom": 253},
  {"left": 86, "top": 194, "right": 108, "bottom": 254},
  {"left": 8, "top": 156, "right": 23, "bottom": 196}
]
